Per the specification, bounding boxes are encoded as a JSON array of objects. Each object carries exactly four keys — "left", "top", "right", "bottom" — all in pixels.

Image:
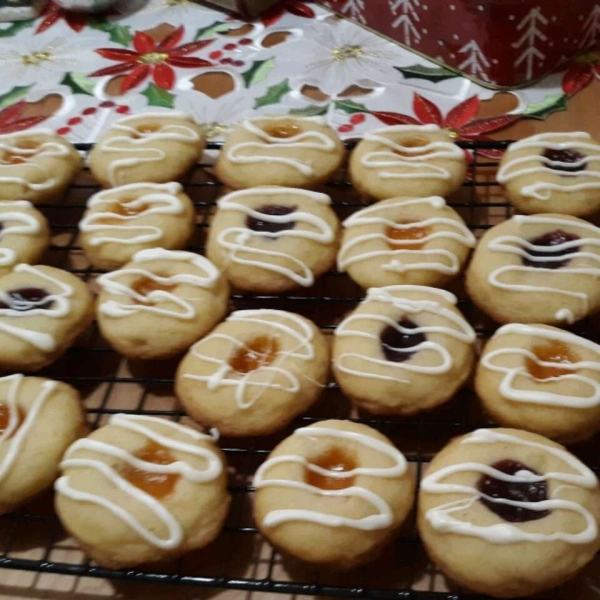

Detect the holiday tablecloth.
[{"left": 0, "top": 0, "right": 598, "bottom": 144}]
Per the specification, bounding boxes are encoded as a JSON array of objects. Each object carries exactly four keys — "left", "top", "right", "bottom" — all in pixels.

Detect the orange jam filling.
[
  {"left": 394, "top": 136, "right": 431, "bottom": 158},
  {"left": 118, "top": 442, "right": 179, "bottom": 499},
  {"left": 0, "top": 403, "right": 24, "bottom": 436},
  {"left": 1, "top": 141, "right": 39, "bottom": 165},
  {"left": 229, "top": 336, "right": 279, "bottom": 373},
  {"left": 17, "top": 141, "right": 38, "bottom": 150},
  {"left": 132, "top": 276, "right": 176, "bottom": 300},
  {"left": 264, "top": 123, "right": 302, "bottom": 139},
  {"left": 95, "top": 200, "right": 149, "bottom": 224},
  {"left": 386, "top": 222, "right": 429, "bottom": 250},
  {"left": 526, "top": 340, "right": 579, "bottom": 380},
  {"left": 136, "top": 123, "right": 160, "bottom": 135},
  {"left": 1, "top": 152, "right": 28, "bottom": 165},
  {"left": 306, "top": 448, "right": 357, "bottom": 490}
]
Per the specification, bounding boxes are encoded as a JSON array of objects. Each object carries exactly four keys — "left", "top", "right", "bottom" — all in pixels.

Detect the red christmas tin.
[{"left": 320, "top": 0, "right": 600, "bottom": 88}]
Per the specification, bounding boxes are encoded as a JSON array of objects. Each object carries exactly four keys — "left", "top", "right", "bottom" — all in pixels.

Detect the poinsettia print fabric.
[{"left": 0, "top": 0, "right": 592, "bottom": 143}]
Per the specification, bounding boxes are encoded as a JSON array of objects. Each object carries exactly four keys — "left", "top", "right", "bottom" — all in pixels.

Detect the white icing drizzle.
[
  {"left": 215, "top": 188, "right": 335, "bottom": 287},
  {"left": 97, "top": 112, "right": 200, "bottom": 187},
  {"left": 0, "top": 374, "right": 57, "bottom": 481},
  {"left": 55, "top": 413, "right": 223, "bottom": 550},
  {"left": 253, "top": 425, "right": 407, "bottom": 529},
  {"left": 497, "top": 132, "right": 600, "bottom": 200},
  {"left": 0, "top": 130, "right": 71, "bottom": 191},
  {"left": 183, "top": 309, "right": 315, "bottom": 409},
  {"left": 335, "top": 286, "right": 475, "bottom": 383},
  {"left": 0, "top": 265, "right": 75, "bottom": 352},
  {"left": 338, "top": 197, "right": 476, "bottom": 274},
  {"left": 226, "top": 117, "right": 337, "bottom": 175},
  {"left": 360, "top": 124, "right": 464, "bottom": 181},
  {"left": 0, "top": 201, "right": 42, "bottom": 267},
  {"left": 97, "top": 248, "right": 220, "bottom": 320},
  {"left": 422, "top": 428, "right": 599, "bottom": 544},
  {"left": 482, "top": 324, "right": 600, "bottom": 408},
  {"left": 80, "top": 183, "right": 185, "bottom": 246},
  {"left": 487, "top": 215, "right": 600, "bottom": 321}
]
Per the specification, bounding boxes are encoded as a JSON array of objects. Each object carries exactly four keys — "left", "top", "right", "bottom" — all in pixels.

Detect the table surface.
[{"left": 1, "top": 8, "right": 600, "bottom": 597}]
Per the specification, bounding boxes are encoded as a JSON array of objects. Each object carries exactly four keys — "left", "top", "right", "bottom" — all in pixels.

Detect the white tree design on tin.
[
  {"left": 341, "top": 0, "right": 366, "bottom": 23},
  {"left": 458, "top": 40, "right": 491, "bottom": 82},
  {"left": 581, "top": 4, "right": 600, "bottom": 48},
  {"left": 391, "top": 0, "right": 422, "bottom": 45},
  {"left": 512, "top": 7, "right": 548, "bottom": 80}
]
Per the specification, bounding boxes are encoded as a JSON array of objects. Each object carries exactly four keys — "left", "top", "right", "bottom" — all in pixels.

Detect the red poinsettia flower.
[
  {"left": 261, "top": 0, "right": 316, "bottom": 27},
  {"left": 369, "top": 93, "right": 520, "bottom": 159},
  {"left": 89, "top": 26, "right": 213, "bottom": 94},
  {"left": 562, "top": 50, "right": 600, "bottom": 97},
  {"left": 35, "top": 1, "right": 87, "bottom": 34},
  {"left": 0, "top": 101, "right": 47, "bottom": 135}
]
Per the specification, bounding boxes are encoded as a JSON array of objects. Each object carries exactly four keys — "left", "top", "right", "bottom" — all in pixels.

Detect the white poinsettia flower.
[
  {"left": 0, "top": 34, "right": 110, "bottom": 92},
  {"left": 274, "top": 18, "right": 408, "bottom": 96},
  {"left": 118, "top": 0, "right": 223, "bottom": 22},
  {"left": 175, "top": 90, "right": 255, "bottom": 141}
]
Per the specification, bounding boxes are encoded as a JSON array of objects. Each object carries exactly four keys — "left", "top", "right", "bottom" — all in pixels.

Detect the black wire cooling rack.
[{"left": 1, "top": 139, "right": 597, "bottom": 600}]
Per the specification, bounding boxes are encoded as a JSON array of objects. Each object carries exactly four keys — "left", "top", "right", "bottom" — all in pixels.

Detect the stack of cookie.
[{"left": 1, "top": 111, "right": 600, "bottom": 599}]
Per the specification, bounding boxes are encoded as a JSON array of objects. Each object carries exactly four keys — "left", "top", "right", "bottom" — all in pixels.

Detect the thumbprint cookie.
[
  {"left": 215, "top": 116, "right": 345, "bottom": 190},
  {"left": 80, "top": 182, "right": 196, "bottom": 271},
  {"left": 419, "top": 428, "right": 600, "bottom": 598},
  {"left": 0, "top": 265, "right": 94, "bottom": 371},
  {"left": 338, "top": 196, "right": 475, "bottom": 289},
  {"left": 97, "top": 249, "right": 229, "bottom": 360},
  {"left": 206, "top": 187, "right": 340, "bottom": 293},
  {"left": 88, "top": 112, "right": 205, "bottom": 187},
  {"left": 55, "top": 414, "right": 230, "bottom": 569},
  {"left": 333, "top": 285, "right": 475, "bottom": 415},
  {"left": 498, "top": 132, "right": 600, "bottom": 217},
  {"left": 253, "top": 419, "right": 415, "bottom": 569},
  {"left": 349, "top": 125, "right": 467, "bottom": 201},
  {"left": 176, "top": 309, "right": 329, "bottom": 437},
  {"left": 466, "top": 213, "right": 600, "bottom": 325},
  {"left": 0, "top": 201, "right": 50, "bottom": 277},
  {"left": 0, "top": 374, "right": 85, "bottom": 515},
  {"left": 476, "top": 324, "right": 600, "bottom": 443},
  {"left": 0, "top": 129, "right": 82, "bottom": 204}
]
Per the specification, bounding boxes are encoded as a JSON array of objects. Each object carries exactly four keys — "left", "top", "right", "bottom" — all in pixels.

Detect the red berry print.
[
  {"left": 232, "top": 60, "right": 245, "bottom": 67},
  {"left": 99, "top": 100, "right": 116, "bottom": 108},
  {"left": 116, "top": 105, "right": 130, "bottom": 114},
  {"left": 56, "top": 127, "right": 71, "bottom": 135},
  {"left": 350, "top": 113, "right": 366, "bottom": 125},
  {"left": 83, "top": 107, "right": 97, "bottom": 116},
  {"left": 239, "top": 38, "right": 252, "bottom": 45},
  {"left": 220, "top": 58, "right": 234, "bottom": 65},
  {"left": 224, "top": 43, "right": 237, "bottom": 51},
  {"left": 68, "top": 117, "right": 82, "bottom": 126},
  {"left": 338, "top": 124, "right": 354, "bottom": 133},
  {"left": 209, "top": 50, "right": 222, "bottom": 59}
]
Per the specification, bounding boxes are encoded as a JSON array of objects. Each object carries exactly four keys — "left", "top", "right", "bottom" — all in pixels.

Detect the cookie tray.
[{"left": 1, "top": 140, "right": 597, "bottom": 600}]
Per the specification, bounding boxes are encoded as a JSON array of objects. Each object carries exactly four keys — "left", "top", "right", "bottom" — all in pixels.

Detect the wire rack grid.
[{"left": 0, "top": 139, "right": 598, "bottom": 600}]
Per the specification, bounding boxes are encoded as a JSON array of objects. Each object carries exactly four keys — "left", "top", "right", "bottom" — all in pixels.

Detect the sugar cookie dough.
[
  {"left": 333, "top": 286, "right": 475, "bottom": 415},
  {"left": 466, "top": 213, "right": 600, "bottom": 325},
  {"left": 215, "top": 116, "right": 345, "bottom": 189},
  {"left": 349, "top": 125, "right": 467, "bottom": 200},
  {"left": 88, "top": 112, "right": 204, "bottom": 187},
  {"left": 80, "top": 182, "right": 196, "bottom": 271},
  {"left": 254, "top": 419, "right": 415, "bottom": 569},
  {"left": 498, "top": 132, "right": 600, "bottom": 217},
  {"left": 97, "top": 249, "right": 229, "bottom": 360},
  {"left": 419, "top": 428, "right": 600, "bottom": 598},
  {"left": 55, "top": 414, "right": 230, "bottom": 569},
  {"left": 0, "top": 129, "right": 82, "bottom": 204}
]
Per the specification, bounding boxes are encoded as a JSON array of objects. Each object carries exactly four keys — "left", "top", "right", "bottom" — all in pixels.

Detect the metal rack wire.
[{"left": 0, "top": 139, "right": 594, "bottom": 599}]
